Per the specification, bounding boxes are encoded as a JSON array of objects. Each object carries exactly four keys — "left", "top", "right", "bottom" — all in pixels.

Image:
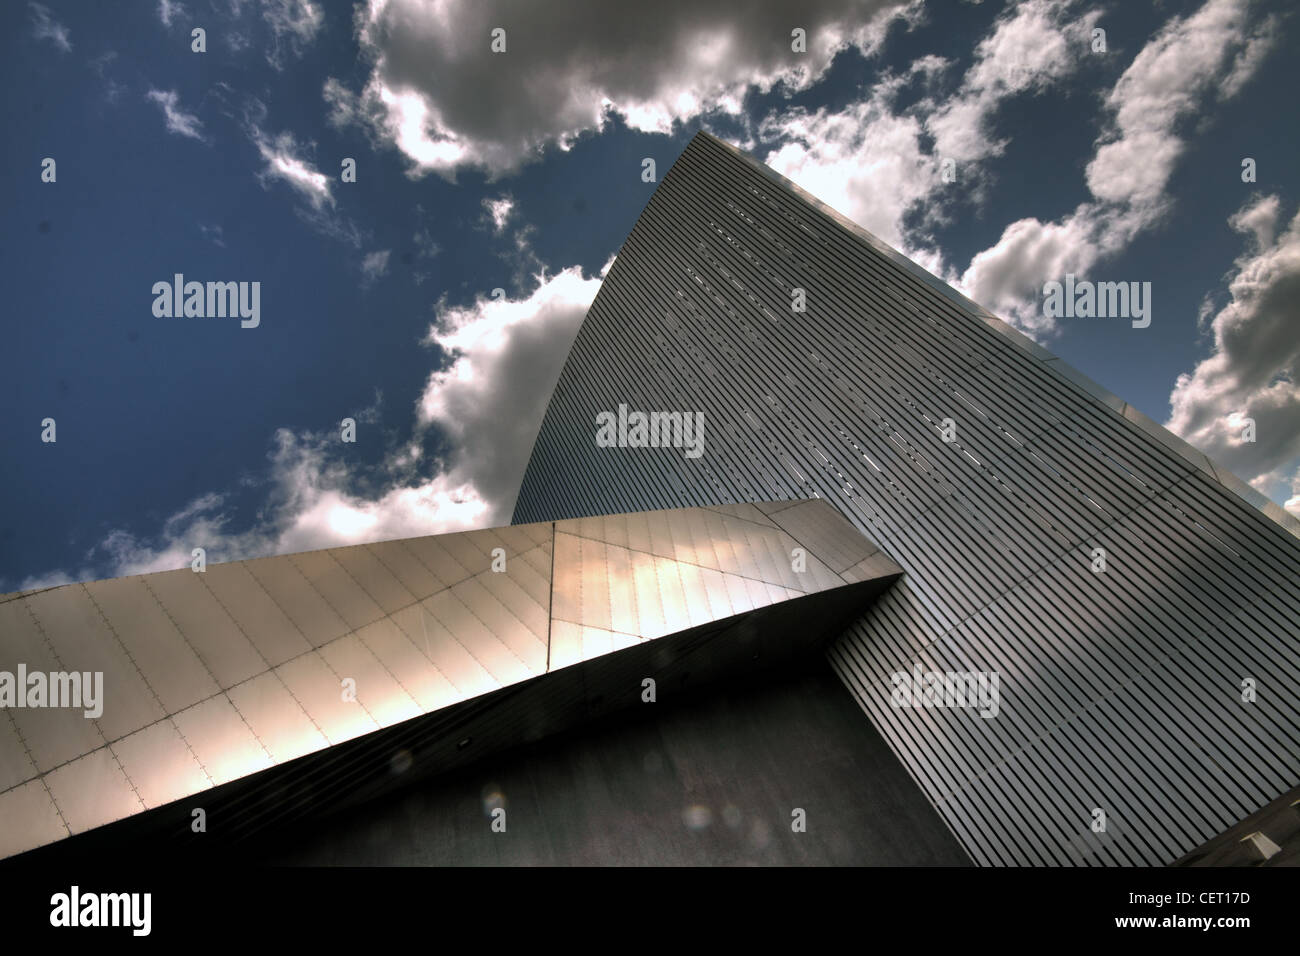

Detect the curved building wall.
[{"left": 512, "top": 131, "right": 1300, "bottom": 866}]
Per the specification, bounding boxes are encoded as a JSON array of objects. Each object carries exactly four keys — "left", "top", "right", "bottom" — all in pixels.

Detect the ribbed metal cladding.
[{"left": 512, "top": 130, "right": 1300, "bottom": 866}]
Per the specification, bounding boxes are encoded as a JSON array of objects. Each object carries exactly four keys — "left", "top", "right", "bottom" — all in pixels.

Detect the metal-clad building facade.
[
  {"left": 513, "top": 131, "right": 1300, "bottom": 866},
  {"left": 0, "top": 501, "right": 900, "bottom": 861}
]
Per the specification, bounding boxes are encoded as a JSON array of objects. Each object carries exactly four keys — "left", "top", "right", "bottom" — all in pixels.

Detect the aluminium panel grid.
[{"left": 511, "top": 130, "right": 1300, "bottom": 867}]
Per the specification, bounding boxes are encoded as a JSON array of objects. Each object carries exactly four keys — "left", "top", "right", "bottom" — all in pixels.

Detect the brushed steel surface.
[
  {"left": 0, "top": 500, "right": 890, "bottom": 859},
  {"left": 511, "top": 131, "right": 1300, "bottom": 866}
]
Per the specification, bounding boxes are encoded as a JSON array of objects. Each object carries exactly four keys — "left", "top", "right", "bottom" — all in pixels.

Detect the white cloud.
[
  {"left": 29, "top": 3, "right": 71, "bottom": 52},
  {"left": 217, "top": 0, "right": 322, "bottom": 64},
  {"left": 1085, "top": 0, "right": 1258, "bottom": 209},
  {"left": 956, "top": 0, "right": 1272, "bottom": 335},
  {"left": 15, "top": 427, "right": 491, "bottom": 589},
  {"left": 756, "top": 0, "right": 1097, "bottom": 282},
  {"left": 417, "top": 265, "right": 605, "bottom": 519},
  {"left": 926, "top": 0, "right": 1100, "bottom": 166},
  {"left": 1166, "top": 195, "right": 1300, "bottom": 514},
  {"left": 483, "top": 195, "right": 514, "bottom": 234},
  {"left": 1219, "top": 20, "right": 1278, "bottom": 100},
  {"left": 294, "top": 202, "right": 366, "bottom": 248},
  {"left": 413, "top": 226, "right": 440, "bottom": 259},
  {"left": 758, "top": 78, "right": 933, "bottom": 257},
  {"left": 261, "top": 0, "right": 324, "bottom": 68},
  {"left": 157, "top": 0, "right": 184, "bottom": 28},
  {"left": 262, "top": 0, "right": 323, "bottom": 41},
  {"left": 361, "top": 248, "right": 391, "bottom": 282},
  {"left": 14, "top": 264, "right": 606, "bottom": 588},
  {"left": 89, "top": 51, "right": 124, "bottom": 104},
  {"left": 250, "top": 127, "right": 333, "bottom": 209},
  {"left": 89, "top": 50, "right": 116, "bottom": 74},
  {"left": 757, "top": 0, "right": 1272, "bottom": 340},
  {"left": 211, "top": 93, "right": 365, "bottom": 244},
  {"left": 955, "top": 203, "right": 1148, "bottom": 334},
  {"left": 145, "top": 89, "right": 206, "bottom": 141},
  {"left": 324, "top": 0, "right": 914, "bottom": 179}
]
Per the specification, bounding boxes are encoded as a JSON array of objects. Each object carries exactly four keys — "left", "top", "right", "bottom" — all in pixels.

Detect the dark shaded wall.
[{"left": 262, "top": 662, "right": 969, "bottom": 866}]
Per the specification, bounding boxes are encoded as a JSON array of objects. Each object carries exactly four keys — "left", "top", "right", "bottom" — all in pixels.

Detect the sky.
[{"left": 2, "top": 0, "right": 1298, "bottom": 591}]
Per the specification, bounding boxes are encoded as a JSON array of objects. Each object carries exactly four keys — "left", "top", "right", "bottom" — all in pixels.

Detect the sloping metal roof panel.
[{"left": 0, "top": 501, "right": 893, "bottom": 859}]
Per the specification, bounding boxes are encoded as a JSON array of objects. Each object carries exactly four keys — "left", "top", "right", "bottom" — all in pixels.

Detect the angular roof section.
[{"left": 0, "top": 500, "right": 899, "bottom": 860}]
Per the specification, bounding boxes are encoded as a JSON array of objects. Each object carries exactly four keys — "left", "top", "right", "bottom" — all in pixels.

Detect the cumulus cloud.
[
  {"left": 417, "top": 264, "right": 606, "bottom": 517},
  {"left": 145, "top": 89, "right": 206, "bottom": 141},
  {"left": 723, "top": 0, "right": 1263, "bottom": 336},
  {"left": 1084, "top": 0, "right": 1267, "bottom": 210},
  {"left": 13, "top": 263, "right": 607, "bottom": 588},
  {"left": 323, "top": 0, "right": 913, "bottom": 179},
  {"left": 29, "top": 3, "right": 71, "bottom": 52},
  {"left": 755, "top": 0, "right": 1097, "bottom": 279},
  {"left": 956, "top": 0, "right": 1273, "bottom": 335},
  {"left": 956, "top": 202, "right": 1148, "bottom": 333},
  {"left": 758, "top": 73, "right": 935, "bottom": 258},
  {"left": 15, "top": 424, "right": 491, "bottom": 590},
  {"left": 926, "top": 0, "right": 1100, "bottom": 166},
  {"left": 1166, "top": 195, "right": 1300, "bottom": 514},
  {"left": 754, "top": 0, "right": 1272, "bottom": 337}
]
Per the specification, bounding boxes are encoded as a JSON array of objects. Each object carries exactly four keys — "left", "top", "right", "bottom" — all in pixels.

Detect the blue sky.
[{"left": 3, "top": 0, "right": 1298, "bottom": 590}]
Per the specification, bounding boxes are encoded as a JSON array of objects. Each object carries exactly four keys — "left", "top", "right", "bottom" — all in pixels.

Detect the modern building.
[
  {"left": 3, "top": 131, "right": 1297, "bottom": 867},
  {"left": 1, "top": 501, "right": 948, "bottom": 865},
  {"left": 513, "top": 131, "right": 1300, "bottom": 866}
]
